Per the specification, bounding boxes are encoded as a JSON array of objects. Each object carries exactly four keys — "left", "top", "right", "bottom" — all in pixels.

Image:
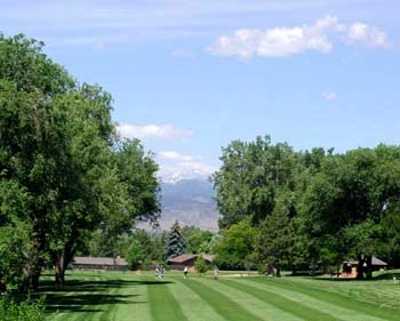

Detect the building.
[
  {"left": 341, "top": 256, "right": 387, "bottom": 278},
  {"left": 167, "top": 254, "right": 215, "bottom": 271},
  {"left": 71, "top": 256, "right": 128, "bottom": 271}
]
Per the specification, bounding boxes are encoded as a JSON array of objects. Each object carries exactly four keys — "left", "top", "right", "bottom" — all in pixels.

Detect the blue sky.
[{"left": 2, "top": 0, "right": 400, "bottom": 181}]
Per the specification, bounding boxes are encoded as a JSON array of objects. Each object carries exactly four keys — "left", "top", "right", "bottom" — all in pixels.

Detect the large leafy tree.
[
  {"left": 301, "top": 145, "right": 400, "bottom": 278},
  {"left": 74, "top": 139, "right": 160, "bottom": 269},
  {"left": 0, "top": 34, "right": 160, "bottom": 290},
  {"left": 214, "top": 135, "right": 400, "bottom": 275},
  {"left": 213, "top": 136, "right": 299, "bottom": 228},
  {"left": 0, "top": 68, "right": 74, "bottom": 289},
  {"left": 214, "top": 219, "right": 258, "bottom": 270}
]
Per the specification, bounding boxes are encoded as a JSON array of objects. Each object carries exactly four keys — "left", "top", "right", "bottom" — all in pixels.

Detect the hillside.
[{"left": 158, "top": 178, "right": 219, "bottom": 231}]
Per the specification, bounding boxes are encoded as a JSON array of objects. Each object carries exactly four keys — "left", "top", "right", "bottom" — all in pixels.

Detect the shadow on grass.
[{"left": 34, "top": 278, "right": 173, "bottom": 314}]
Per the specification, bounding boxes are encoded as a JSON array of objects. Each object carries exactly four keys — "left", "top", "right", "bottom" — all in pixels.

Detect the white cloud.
[
  {"left": 346, "top": 22, "right": 389, "bottom": 48},
  {"left": 117, "top": 123, "right": 193, "bottom": 140},
  {"left": 157, "top": 151, "right": 216, "bottom": 183},
  {"left": 2, "top": 0, "right": 341, "bottom": 48},
  {"left": 209, "top": 16, "right": 389, "bottom": 59},
  {"left": 159, "top": 151, "right": 194, "bottom": 162},
  {"left": 322, "top": 91, "right": 337, "bottom": 101},
  {"left": 209, "top": 16, "right": 339, "bottom": 58}
]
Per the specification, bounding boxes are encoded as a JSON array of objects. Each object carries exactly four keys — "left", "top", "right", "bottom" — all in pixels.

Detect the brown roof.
[
  {"left": 167, "top": 254, "right": 215, "bottom": 264},
  {"left": 73, "top": 256, "right": 128, "bottom": 266},
  {"left": 167, "top": 254, "right": 197, "bottom": 264}
]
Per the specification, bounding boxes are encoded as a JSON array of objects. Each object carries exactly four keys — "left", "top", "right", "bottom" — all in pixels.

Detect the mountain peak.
[{"left": 158, "top": 178, "right": 219, "bottom": 231}]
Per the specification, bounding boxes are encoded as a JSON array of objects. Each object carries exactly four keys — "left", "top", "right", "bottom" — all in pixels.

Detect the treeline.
[
  {"left": 0, "top": 34, "right": 160, "bottom": 293},
  {"left": 82, "top": 223, "right": 215, "bottom": 270},
  {"left": 213, "top": 136, "right": 400, "bottom": 278}
]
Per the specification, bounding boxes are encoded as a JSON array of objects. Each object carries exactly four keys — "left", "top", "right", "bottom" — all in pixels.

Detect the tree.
[
  {"left": 0, "top": 33, "right": 74, "bottom": 95},
  {"left": 381, "top": 208, "right": 400, "bottom": 267},
  {"left": 301, "top": 145, "right": 400, "bottom": 277},
  {"left": 165, "top": 222, "right": 186, "bottom": 259},
  {"left": 0, "top": 74, "right": 74, "bottom": 289},
  {"left": 0, "top": 34, "right": 160, "bottom": 290},
  {"left": 213, "top": 136, "right": 299, "bottom": 228},
  {"left": 127, "top": 240, "right": 145, "bottom": 270},
  {"left": 214, "top": 219, "right": 257, "bottom": 270},
  {"left": 256, "top": 191, "right": 295, "bottom": 277},
  {"left": 181, "top": 226, "right": 214, "bottom": 254},
  {"left": 0, "top": 180, "right": 31, "bottom": 292},
  {"left": 195, "top": 256, "right": 209, "bottom": 275}
]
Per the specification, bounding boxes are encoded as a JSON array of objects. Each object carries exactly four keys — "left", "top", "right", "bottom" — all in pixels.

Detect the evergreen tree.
[
  {"left": 165, "top": 221, "right": 186, "bottom": 259},
  {"left": 256, "top": 191, "right": 295, "bottom": 277}
]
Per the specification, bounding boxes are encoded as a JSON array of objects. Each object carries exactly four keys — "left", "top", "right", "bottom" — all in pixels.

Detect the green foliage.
[
  {"left": 0, "top": 33, "right": 160, "bottom": 290},
  {"left": 215, "top": 135, "right": 400, "bottom": 274},
  {"left": 256, "top": 191, "right": 295, "bottom": 276},
  {"left": 214, "top": 219, "right": 257, "bottom": 270},
  {"left": 129, "top": 230, "right": 165, "bottom": 264},
  {"left": 0, "top": 298, "right": 44, "bottom": 321},
  {"left": 0, "top": 223, "right": 32, "bottom": 292},
  {"left": 194, "top": 256, "right": 209, "bottom": 274},
  {"left": 0, "top": 33, "right": 74, "bottom": 95},
  {"left": 213, "top": 136, "right": 299, "bottom": 228},
  {"left": 181, "top": 226, "right": 214, "bottom": 254},
  {"left": 165, "top": 222, "right": 186, "bottom": 259},
  {"left": 127, "top": 240, "right": 145, "bottom": 270}
]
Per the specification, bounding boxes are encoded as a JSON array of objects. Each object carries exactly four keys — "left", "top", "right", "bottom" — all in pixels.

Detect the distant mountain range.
[{"left": 158, "top": 178, "right": 219, "bottom": 231}]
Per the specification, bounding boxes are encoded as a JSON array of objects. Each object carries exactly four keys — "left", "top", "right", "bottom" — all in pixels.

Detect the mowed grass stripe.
[
  {"left": 249, "top": 278, "right": 397, "bottom": 321},
  {"left": 147, "top": 279, "right": 188, "bottom": 321},
  {"left": 46, "top": 291, "right": 87, "bottom": 321},
  {"left": 193, "top": 277, "right": 304, "bottom": 321},
  {"left": 239, "top": 278, "right": 382, "bottom": 321},
  {"left": 73, "top": 284, "right": 115, "bottom": 321},
  {"left": 49, "top": 279, "right": 103, "bottom": 321},
  {"left": 181, "top": 278, "right": 266, "bottom": 321},
  {"left": 168, "top": 277, "right": 227, "bottom": 321},
  {"left": 114, "top": 275, "right": 152, "bottom": 321},
  {"left": 221, "top": 278, "right": 343, "bottom": 321}
]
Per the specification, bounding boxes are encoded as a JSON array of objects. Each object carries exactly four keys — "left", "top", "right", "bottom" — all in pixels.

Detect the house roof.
[
  {"left": 73, "top": 256, "right": 128, "bottom": 266},
  {"left": 344, "top": 256, "right": 388, "bottom": 267},
  {"left": 202, "top": 254, "right": 216, "bottom": 262},
  {"left": 167, "top": 254, "right": 197, "bottom": 264},
  {"left": 167, "top": 254, "right": 215, "bottom": 264},
  {"left": 371, "top": 256, "right": 388, "bottom": 266}
]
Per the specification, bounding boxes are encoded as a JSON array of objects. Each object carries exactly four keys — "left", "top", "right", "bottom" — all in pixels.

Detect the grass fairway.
[{"left": 39, "top": 271, "right": 400, "bottom": 321}]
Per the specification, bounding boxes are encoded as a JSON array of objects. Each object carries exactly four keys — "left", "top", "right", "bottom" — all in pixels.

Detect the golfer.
[{"left": 184, "top": 266, "right": 188, "bottom": 279}]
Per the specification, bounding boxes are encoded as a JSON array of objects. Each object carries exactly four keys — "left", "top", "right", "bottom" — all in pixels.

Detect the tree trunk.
[
  {"left": 25, "top": 243, "right": 44, "bottom": 291},
  {"left": 276, "top": 266, "right": 281, "bottom": 277},
  {"left": 53, "top": 238, "right": 77, "bottom": 289},
  {"left": 0, "top": 282, "right": 6, "bottom": 293},
  {"left": 365, "top": 255, "right": 373, "bottom": 280},
  {"left": 54, "top": 255, "right": 65, "bottom": 289},
  {"left": 30, "top": 272, "right": 41, "bottom": 291},
  {"left": 356, "top": 255, "right": 365, "bottom": 280}
]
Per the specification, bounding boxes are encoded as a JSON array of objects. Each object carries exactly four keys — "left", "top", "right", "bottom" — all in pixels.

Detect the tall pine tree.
[{"left": 165, "top": 221, "right": 186, "bottom": 259}]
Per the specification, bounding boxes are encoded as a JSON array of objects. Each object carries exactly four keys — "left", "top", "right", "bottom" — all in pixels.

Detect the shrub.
[
  {"left": 195, "top": 256, "right": 209, "bottom": 275},
  {"left": 127, "top": 240, "right": 144, "bottom": 270},
  {"left": 0, "top": 298, "right": 44, "bottom": 321}
]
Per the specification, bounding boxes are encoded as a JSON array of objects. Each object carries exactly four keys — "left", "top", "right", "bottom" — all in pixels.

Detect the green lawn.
[{"left": 38, "top": 271, "right": 400, "bottom": 321}]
